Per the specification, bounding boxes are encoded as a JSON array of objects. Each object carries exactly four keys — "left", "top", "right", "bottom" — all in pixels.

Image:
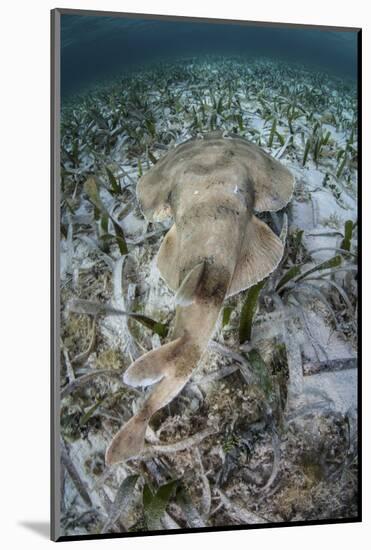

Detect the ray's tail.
[
  {"left": 105, "top": 334, "right": 201, "bottom": 465},
  {"left": 105, "top": 260, "right": 229, "bottom": 465}
]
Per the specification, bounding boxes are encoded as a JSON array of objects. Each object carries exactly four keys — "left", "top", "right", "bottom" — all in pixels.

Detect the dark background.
[{"left": 61, "top": 13, "right": 358, "bottom": 99}]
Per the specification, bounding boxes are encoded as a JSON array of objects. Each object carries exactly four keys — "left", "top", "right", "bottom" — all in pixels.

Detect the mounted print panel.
[{"left": 51, "top": 8, "right": 361, "bottom": 541}]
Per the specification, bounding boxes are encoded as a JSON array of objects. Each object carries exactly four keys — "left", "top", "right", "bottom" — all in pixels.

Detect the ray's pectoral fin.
[
  {"left": 247, "top": 143, "right": 294, "bottom": 212},
  {"left": 227, "top": 215, "right": 284, "bottom": 298},
  {"left": 157, "top": 224, "right": 179, "bottom": 291},
  {"left": 175, "top": 261, "right": 205, "bottom": 307}
]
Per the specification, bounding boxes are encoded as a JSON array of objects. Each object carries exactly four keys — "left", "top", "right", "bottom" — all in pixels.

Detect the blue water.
[{"left": 60, "top": 13, "right": 358, "bottom": 99}]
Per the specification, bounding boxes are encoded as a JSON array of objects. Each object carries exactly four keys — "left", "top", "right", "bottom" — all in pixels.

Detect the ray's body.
[{"left": 105, "top": 133, "right": 294, "bottom": 465}]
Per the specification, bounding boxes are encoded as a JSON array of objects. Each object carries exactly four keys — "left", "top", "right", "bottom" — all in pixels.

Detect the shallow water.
[
  {"left": 58, "top": 12, "right": 358, "bottom": 537},
  {"left": 61, "top": 13, "right": 358, "bottom": 99}
]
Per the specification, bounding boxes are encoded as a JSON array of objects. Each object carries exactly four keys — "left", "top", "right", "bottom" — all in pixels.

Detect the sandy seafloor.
[{"left": 59, "top": 56, "right": 358, "bottom": 536}]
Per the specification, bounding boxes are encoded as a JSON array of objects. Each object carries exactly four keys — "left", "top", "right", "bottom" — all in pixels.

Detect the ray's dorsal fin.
[
  {"left": 123, "top": 336, "right": 184, "bottom": 387},
  {"left": 156, "top": 224, "right": 179, "bottom": 290},
  {"left": 175, "top": 262, "right": 205, "bottom": 307},
  {"left": 227, "top": 216, "right": 284, "bottom": 298}
]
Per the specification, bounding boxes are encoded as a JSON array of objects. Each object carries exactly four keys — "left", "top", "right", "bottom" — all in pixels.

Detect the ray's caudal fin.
[
  {"left": 106, "top": 261, "right": 224, "bottom": 465},
  {"left": 105, "top": 335, "right": 201, "bottom": 465}
]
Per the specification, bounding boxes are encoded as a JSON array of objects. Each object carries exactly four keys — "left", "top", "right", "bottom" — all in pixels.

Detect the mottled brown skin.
[
  {"left": 105, "top": 132, "right": 294, "bottom": 465},
  {"left": 171, "top": 159, "right": 254, "bottom": 342},
  {"left": 138, "top": 131, "right": 293, "bottom": 220}
]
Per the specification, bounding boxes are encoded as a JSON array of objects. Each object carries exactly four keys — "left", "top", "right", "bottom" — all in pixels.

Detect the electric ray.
[{"left": 105, "top": 131, "right": 295, "bottom": 465}]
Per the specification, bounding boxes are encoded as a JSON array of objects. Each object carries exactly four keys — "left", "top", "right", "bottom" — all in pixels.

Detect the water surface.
[{"left": 61, "top": 13, "right": 358, "bottom": 99}]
